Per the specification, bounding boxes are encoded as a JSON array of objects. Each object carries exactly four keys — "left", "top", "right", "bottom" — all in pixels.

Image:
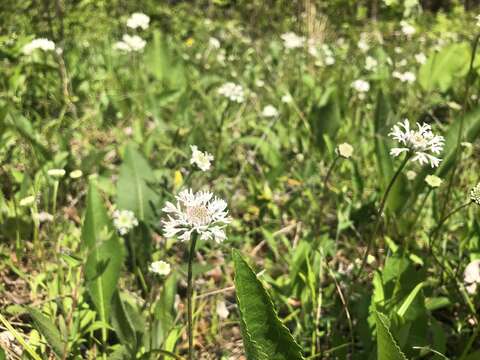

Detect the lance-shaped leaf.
[
  {"left": 27, "top": 307, "right": 65, "bottom": 359},
  {"left": 233, "top": 250, "right": 304, "bottom": 360},
  {"left": 376, "top": 311, "right": 409, "bottom": 360}
]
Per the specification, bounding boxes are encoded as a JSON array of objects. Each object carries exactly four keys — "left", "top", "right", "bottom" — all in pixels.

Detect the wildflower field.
[{"left": 3, "top": 1, "right": 480, "bottom": 359}]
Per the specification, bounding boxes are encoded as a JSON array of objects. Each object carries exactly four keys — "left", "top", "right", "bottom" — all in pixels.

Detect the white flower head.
[
  {"left": 352, "top": 79, "right": 370, "bottom": 94},
  {"left": 464, "top": 260, "right": 480, "bottom": 294},
  {"left": 217, "top": 82, "right": 244, "bottom": 103},
  {"left": 337, "top": 143, "right": 354, "bottom": 159},
  {"left": 357, "top": 33, "right": 370, "bottom": 52},
  {"left": 22, "top": 38, "right": 55, "bottom": 55},
  {"left": 114, "top": 34, "right": 146, "bottom": 52},
  {"left": 162, "top": 189, "right": 231, "bottom": 243},
  {"left": 216, "top": 300, "right": 230, "bottom": 319},
  {"left": 365, "top": 56, "right": 378, "bottom": 71},
  {"left": 476, "top": 15, "right": 480, "bottom": 27},
  {"left": 127, "top": 12, "right": 150, "bottom": 30},
  {"left": 470, "top": 183, "right": 480, "bottom": 205},
  {"left": 47, "top": 168, "right": 66, "bottom": 178},
  {"left": 406, "top": 170, "right": 417, "bottom": 180},
  {"left": 149, "top": 260, "right": 171, "bottom": 276},
  {"left": 425, "top": 175, "right": 443, "bottom": 188},
  {"left": 389, "top": 119, "right": 445, "bottom": 167},
  {"left": 281, "top": 93, "right": 293, "bottom": 104},
  {"left": 393, "top": 71, "right": 416, "bottom": 84},
  {"left": 400, "top": 20, "right": 416, "bottom": 36},
  {"left": 280, "top": 32, "right": 305, "bottom": 49},
  {"left": 261, "top": 105, "right": 279, "bottom": 118},
  {"left": 208, "top": 37, "right": 221, "bottom": 49},
  {"left": 113, "top": 209, "right": 139, "bottom": 235},
  {"left": 415, "top": 53, "right": 427, "bottom": 65},
  {"left": 190, "top": 145, "right": 214, "bottom": 171},
  {"left": 70, "top": 170, "right": 83, "bottom": 179}
]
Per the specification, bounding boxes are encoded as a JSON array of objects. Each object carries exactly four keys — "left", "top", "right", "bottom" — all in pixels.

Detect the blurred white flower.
[
  {"left": 406, "top": 170, "right": 417, "bottom": 180},
  {"left": 425, "top": 175, "right": 443, "bottom": 188},
  {"left": 464, "top": 260, "right": 480, "bottom": 294},
  {"left": 324, "top": 56, "right": 335, "bottom": 66},
  {"left": 162, "top": 189, "right": 231, "bottom": 243},
  {"left": 281, "top": 93, "right": 293, "bottom": 104},
  {"left": 48, "top": 169, "right": 66, "bottom": 178},
  {"left": 255, "top": 79, "right": 265, "bottom": 87},
  {"left": 190, "top": 145, "right": 214, "bottom": 171},
  {"left": 35, "top": 211, "right": 54, "bottom": 223},
  {"left": 149, "top": 260, "right": 171, "bottom": 276},
  {"left": 415, "top": 53, "right": 427, "bottom": 64},
  {"left": 114, "top": 34, "right": 146, "bottom": 52},
  {"left": 476, "top": 15, "right": 480, "bottom": 27},
  {"left": 389, "top": 119, "right": 445, "bottom": 167},
  {"left": 22, "top": 38, "right": 55, "bottom": 55},
  {"left": 400, "top": 20, "right": 416, "bottom": 36},
  {"left": 113, "top": 209, "right": 139, "bottom": 235},
  {"left": 357, "top": 33, "right": 369, "bottom": 52},
  {"left": 208, "top": 37, "right": 221, "bottom": 49},
  {"left": 69, "top": 170, "right": 83, "bottom": 179},
  {"left": 217, "top": 82, "right": 244, "bottom": 103},
  {"left": 126, "top": 12, "right": 150, "bottom": 30},
  {"left": 393, "top": 71, "right": 416, "bottom": 83},
  {"left": 280, "top": 32, "right": 305, "bottom": 49},
  {"left": 351, "top": 79, "right": 370, "bottom": 93},
  {"left": 19, "top": 195, "right": 36, "bottom": 207},
  {"left": 470, "top": 183, "right": 480, "bottom": 205},
  {"left": 337, "top": 143, "right": 354, "bottom": 159},
  {"left": 365, "top": 56, "right": 378, "bottom": 71},
  {"left": 261, "top": 105, "right": 279, "bottom": 118},
  {"left": 216, "top": 300, "right": 230, "bottom": 319}
]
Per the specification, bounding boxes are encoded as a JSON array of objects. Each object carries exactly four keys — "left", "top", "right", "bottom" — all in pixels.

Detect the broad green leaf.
[
  {"left": 152, "top": 273, "right": 178, "bottom": 349},
  {"left": 117, "top": 143, "right": 160, "bottom": 222},
  {"left": 375, "top": 311, "right": 409, "bottom": 360},
  {"left": 82, "top": 181, "right": 124, "bottom": 325},
  {"left": 233, "top": 250, "right": 304, "bottom": 360},
  {"left": 111, "top": 292, "right": 137, "bottom": 351},
  {"left": 419, "top": 43, "right": 470, "bottom": 92},
  {"left": 27, "top": 307, "right": 65, "bottom": 358}
]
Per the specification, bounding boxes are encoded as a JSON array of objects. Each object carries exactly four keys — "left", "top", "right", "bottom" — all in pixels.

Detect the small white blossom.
[
  {"left": 393, "top": 71, "right": 416, "bottom": 84},
  {"left": 281, "top": 93, "right": 293, "bottom": 104},
  {"left": 476, "top": 15, "right": 480, "bottom": 27},
  {"left": 217, "top": 82, "right": 244, "bottom": 103},
  {"left": 389, "top": 119, "right": 445, "bottom": 168},
  {"left": 35, "top": 212, "right": 54, "bottom": 223},
  {"left": 425, "top": 175, "right": 443, "bottom": 188},
  {"left": 280, "top": 32, "right": 305, "bottom": 49},
  {"left": 190, "top": 145, "right": 214, "bottom": 171},
  {"left": 22, "top": 38, "right": 55, "bottom": 55},
  {"left": 126, "top": 12, "right": 150, "bottom": 30},
  {"left": 47, "top": 169, "right": 66, "bottom": 178},
  {"left": 113, "top": 209, "right": 139, "bottom": 235},
  {"left": 162, "top": 189, "right": 231, "bottom": 243},
  {"left": 400, "top": 20, "right": 416, "bottom": 36},
  {"left": 470, "top": 183, "right": 480, "bottom": 205},
  {"left": 365, "top": 56, "right": 378, "bottom": 71},
  {"left": 337, "top": 143, "right": 354, "bottom": 159},
  {"left": 406, "top": 170, "right": 417, "bottom": 180},
  {"left": 216, "top": 300, "right": 230, "bottom": 319},
  {"left": 415, "top": 53, "right": 427, "bottom": 65},
  {"left": 70, "top": 170, "right": 83, "bottom": 179},
  {"left": 352, "top": 79, "right": 370, "bottom": 93},
  {"left": 358, "top": 33, "right": 370, "bottom": 52},
  {"left": 208, "top": 37, "right": 221, "bottom": 49},
  {"left": 261, "top": 105, "right": 279, "bottom": 118},
  {"left": 114, "top": 34, "right": 146, "bottom": 52},
  {"left": 464, "top": 260, "right": 480, "bottom": 294},
  {"left": 149, "top": 261, "right": 171, "bottom": 276}
]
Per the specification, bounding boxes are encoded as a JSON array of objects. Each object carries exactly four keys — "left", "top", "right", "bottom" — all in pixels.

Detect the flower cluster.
[
  {"left": 114, "top": 34, "right": 146, "bottom": 52},
  {"left": 162, "top": 189, "right": 231, "bottom": 243},
  {"left": 470, "top": 183, "right": 480, "bottom": 205},
  {"left": 393, "top": 71, "right": 416, "bottom": 84},
  {"left": 113, "top": 209, "right": 139, "bottom": 235},
  {"left": 217, "top": 82, "right": 245, "bottom": 103},
  {"left": 261, "top": 105, "right": 279, "bottom": 118},
  {"left": 126, "top": 12, "right": 150, "bottom": 30},
  {"left": 190, "top": 145, "right": 214, "bottom": 171},
  {"left": 149, "top": 260, "right": 171, "bottom": 276},
  {"left": 280, "top": 32, "right": 305, "bottom": 49},
  {"left": 389, "top": 119, "right": 445, "bottom": 167},
  {"left": 22, "top": 38, "right": 55, "bottom": 55},
  {"left": 400, "top": 20, "right": 416, "bottom": 36}
]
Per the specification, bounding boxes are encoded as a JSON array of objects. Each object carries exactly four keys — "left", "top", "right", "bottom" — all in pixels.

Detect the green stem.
[
  {"left": 52, "top": 180, "right": 59, "bottom": 215},
  {"left": 355, "top": 153, "right": 410, "bottom": 279},
  {"left": 322, "top": 155, "right": 339, "bottom": 195},
  {"left": 187, "top": 233, "right": 198, "bottom": 360}
]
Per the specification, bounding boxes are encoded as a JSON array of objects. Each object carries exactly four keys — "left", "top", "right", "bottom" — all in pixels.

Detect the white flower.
[
  {"left": 22, "top": 38, "right": 55, "bottom": 55},
  {"left": 470, "top": 183, "right": 480, "bottom": 205},
  {"left": 281, "top": 93, "right": 293, "bottom": 104},
  {"left": 113, "top": 209, "right": 139, "bottom": 235},
  {"left": 324, "top": 56, "right": 335, "bottom": 66},
  {"left": 464, "top": 260, "right": 480, "bottom": 294},
  {"left": 126, "top": 12, "right": 150, "bottom": 30},
  {"left": 389, "top": 119, "right": 445, "bottom": 167},
  {"left": 208, "top": 37, "right": 221, "bottom": 49},
  {"left": 425, "top": 175, "right": 443, "bottom": 188},
  {"left": 149, "top": 261, "right": 171, "bottom": 276},
  {"left": 415, "top": 53, "right": 427, "bottom": 64},
  {"left": 162, "top": 189, "right": 231, "bottom": 243},
  {"left": 47, "top": 169, "right": 66, "bottom": 178},
  {"left": 476, "top": 15, "right": 480, "bottom": 27},
  {"left": 337, "top": 143, "right": 353, "bottom": 159},
  {"left": 365, "top": 56, "right": 378, "bottom": 71},
  {"left": 114, "top": 34, "right": 146, "bottom": 52},
  {"left": 190, "top": 145, "right": 214, "bottom": 171},
  {"left": 351, "top": 79, "right": 370, "bottom": 93},
  {"left": 70, "top": 170, "right": 83, "bottom": 179},
  {"left": 400, "top": 20, "right": 416, "bottom": 36},
  {"left": 19, "top": 195, "right": 36, "bottom": 207},
  {"left": 393, "top": 71, "right": 416, "bottom": 84},
  {"left": 35, "top": 212, "right": 54, "bottom": 223},
  {"left": 406, "top": 170, "right": 417, "bottom": 180},
  {"left": 280, "top": 32, "right": 305, "bottom": 49},
  {"left": 261, "top": 105, "right": 279, "bottom": 118},
  {"left": 216, "top": 300, "right": 230, "bottom": 319},
  {"left": 217, "top": 82, "right": 244, "bottom": 103},
  {"left": 358, "top": 33, "right": 370, "bottom": 52}
]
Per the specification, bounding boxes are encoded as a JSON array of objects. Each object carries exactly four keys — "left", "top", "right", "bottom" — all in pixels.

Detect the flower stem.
[
  {"left": 355, "top": 154, "right": 410, "bottom": 280},
  {"left": 322, "top": 155, "right": 339, "bottom": 195},
  {"left": 187, "top": 233, "right": 198, "bottom": 360}
]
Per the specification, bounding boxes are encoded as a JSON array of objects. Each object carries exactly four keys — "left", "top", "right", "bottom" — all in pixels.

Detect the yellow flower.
[
  {"left": 425, "top": 175, "right": 443, "bottom": 188},
  {"left": 185, "top": 37, "right": 194, "bottom": 47},
  {"left": 337, "top": 143, "right": 354, "bottom": 159}
]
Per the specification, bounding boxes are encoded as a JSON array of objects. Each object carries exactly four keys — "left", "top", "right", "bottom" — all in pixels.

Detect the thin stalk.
[
  {"left": 187, "top": 233, "right": 198, "bottom": 360},
  {"left": 355, "top": 154, "right": 410, "bottom": 279},
  {"left": 322, "top": 155, "right": 339, "bottom": 195},
  {"left": 52, "top": 180, "right": 59, "bottom": 215},
  {"left": 429, "top": 201, "right": 472, "bottom": 248}
]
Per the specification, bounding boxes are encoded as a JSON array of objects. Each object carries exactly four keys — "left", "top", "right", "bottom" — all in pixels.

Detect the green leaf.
[
  {"left": 418, "top": 43, "right": 470, "bottom": 92},
  {"left": 82, "top": 181, "right": 124, "bottom": 325},
  {"left": 117, "top": 143, "right": 160, "bottom": 222},
  {"left": 111, "top": 292, "right": 137, "bottom": 351},
  {"left": 152, "top": 273, "right": 178, "bottom": 349},
  {"left": 396, "top": 282, "right": 424, "bottom": 319},
  {"left": 376, "top": 311, "right": 409, "bottom": 360},
  {"left": 233, "top": 250, "right": 304, "bottom": 360},
  {"left": 27, "top": 307, "right": 65, "bottom": 358}
]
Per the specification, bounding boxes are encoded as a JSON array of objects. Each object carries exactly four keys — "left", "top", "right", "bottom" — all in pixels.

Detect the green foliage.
[
  {"left": 375, "top": 311, "right": 409, "bottom": 360},
  {"left": 27, "top": 307, "right": 65, "bottom": 358}
]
